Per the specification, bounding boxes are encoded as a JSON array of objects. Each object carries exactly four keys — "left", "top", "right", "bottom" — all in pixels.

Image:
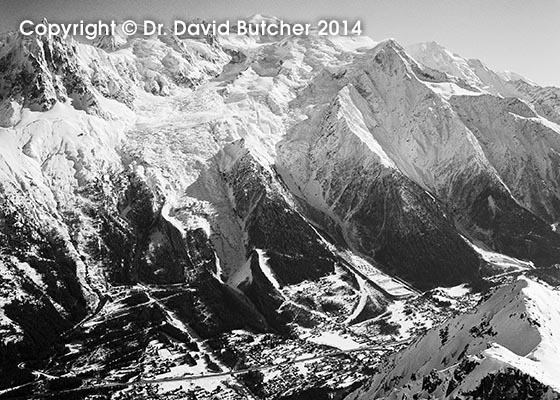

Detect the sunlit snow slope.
[{"left": 349, "top": 277, "right": 560, "bottom": 399}]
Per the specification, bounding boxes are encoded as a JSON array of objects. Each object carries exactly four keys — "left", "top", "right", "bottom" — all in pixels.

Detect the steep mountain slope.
[
  {"left": 0, "top": 31, "right": 242, "bottom": 391},
  {"left": 348, "top": 277, "right": 560, "bottom": 399},
  {"left": 278, "top": 39, "right": 560, "bottom": 286},
  {"left": 277, "top": 80, "right": 483, "bottom": 289},
  {"left": 0, "top": 29, "right": 390, "bottom": 397},
  {"left": 450, "top": 95, "right": 560, "bottom": 221}
]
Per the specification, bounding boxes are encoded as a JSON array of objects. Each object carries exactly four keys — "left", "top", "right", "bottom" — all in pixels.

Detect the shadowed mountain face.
[
  {"left": 0, "top": 27, "right": 559, "bottom": 398},
  {"left": 277, "top": 96, "right": 483, "bottom": 290}
]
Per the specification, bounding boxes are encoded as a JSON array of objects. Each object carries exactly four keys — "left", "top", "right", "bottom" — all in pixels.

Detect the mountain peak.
[
  {"left": 246, "top": 14, "right": 281, "bottom": 24},
  {"left": 91, "top": 23, "right": 128, "bottom": 51},
  {"left": 363, "top": 38, "right": 408, "bottom": 64},
  {"left": 373, "top": 38, "right": 402, "bottom": 50},
  {"left": 405, "top": 41, "right": 542, "bottom": 93}
]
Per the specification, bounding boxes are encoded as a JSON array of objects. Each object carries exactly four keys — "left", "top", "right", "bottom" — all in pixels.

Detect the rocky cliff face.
[{"left": 0, "top": 25, "right": 559, "bottom": 398}]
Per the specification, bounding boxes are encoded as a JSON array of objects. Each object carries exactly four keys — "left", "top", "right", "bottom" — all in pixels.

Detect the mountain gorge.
[{"left": 0, "top": 20, "right": 559, "bottom": 399}]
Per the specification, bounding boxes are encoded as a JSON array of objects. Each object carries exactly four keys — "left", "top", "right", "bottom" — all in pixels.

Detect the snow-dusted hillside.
[{"left": 348, "top": 277, "right": 560, "bottom": 399}]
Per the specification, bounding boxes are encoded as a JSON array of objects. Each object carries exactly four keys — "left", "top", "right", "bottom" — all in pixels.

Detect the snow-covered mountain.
[
  {"left": 0, "top": 23, "right": 559, "bottom": 399},
  {"left": 406, "top": 41, "right": 560, "bottom": 126},
  {"left": 348, "top": 277, "right": 560, "bottom": 399}
]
